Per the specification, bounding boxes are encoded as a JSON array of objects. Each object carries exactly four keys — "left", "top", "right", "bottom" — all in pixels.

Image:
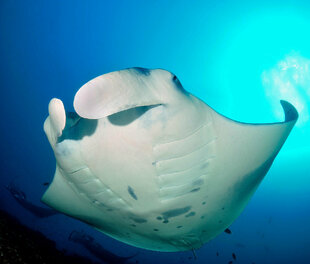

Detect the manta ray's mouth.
[
  {"left": 46, "top": 98, "right": 98, "bottom": 144},
  {"left": 57, "top": 111, "right": 98, "bottom": 143}
]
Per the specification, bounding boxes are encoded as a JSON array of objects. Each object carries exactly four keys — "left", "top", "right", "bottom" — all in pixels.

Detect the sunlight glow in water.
[{"left": 262, "top": 52, "right": 310, "bottom": 126}]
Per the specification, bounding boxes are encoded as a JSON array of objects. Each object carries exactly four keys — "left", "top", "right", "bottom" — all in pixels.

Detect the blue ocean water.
[{"left": 0, "top": 0, "right": 309, "bottom": 263}]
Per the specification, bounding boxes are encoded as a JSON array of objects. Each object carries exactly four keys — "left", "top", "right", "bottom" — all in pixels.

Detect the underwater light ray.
[{"left": 262, "top": 51, "right": 310, "bottom": 126}]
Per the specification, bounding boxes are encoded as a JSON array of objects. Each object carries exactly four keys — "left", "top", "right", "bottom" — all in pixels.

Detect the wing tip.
[{"left": 280, "top": 100, "right": 298, "bottom": 123}]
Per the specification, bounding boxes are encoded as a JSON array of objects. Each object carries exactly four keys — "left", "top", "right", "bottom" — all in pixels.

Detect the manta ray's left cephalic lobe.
[{"left": 42, "top": 67, "right": 298, "bottom": 252}]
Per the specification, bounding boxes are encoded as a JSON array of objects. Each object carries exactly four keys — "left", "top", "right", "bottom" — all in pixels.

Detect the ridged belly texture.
[
  {"left": 153, "top": 114, "right": 216, "bottom": 202},
  {"left": 55, "top": 141, "right": 131, "bottom": 211},
  {"left": 65, "top": 167, "right": 130, "bottom": 209}
]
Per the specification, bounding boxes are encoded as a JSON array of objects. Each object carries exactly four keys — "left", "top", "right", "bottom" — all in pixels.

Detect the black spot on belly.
[
  {"left": 202, "top": 201, "right": 206, "bottom": 205},
  {"left": 153, "top": 228, "right": 159, "bottom": 232},
  {"left": 131, "top": 217, "right": 147, "bottom": 224},
  {"left": 185, "top": 212, "right": 196, "bottom": 218},
  {"left": 190, "top": 187, "right": 200, "bottom": 193},
  {"left": 162, "top": 220, "right": 169, "bottom": 224},
  {"left": 128, "top": 186, "right": 138, "bottom": 200},
  {"left": 177, "top": 225, "right": 183, "bottom": 228},
  {"left": 192, "top": 178, "right": 204, "bottom": 186},
  {"left": 156, "top": 216, "right": 163, "bottom": 221},
  {"left": 162, "top": 206, "right": 191, "bottom": 219}
]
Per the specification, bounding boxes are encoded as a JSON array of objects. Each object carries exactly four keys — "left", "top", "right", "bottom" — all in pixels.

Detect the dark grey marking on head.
[
  {"left": 132, "top": 67, "right": 151, "bottom": 76},
  {"left": 153, "top": 229, "right": 159, "bottom": 232},
  {"left": 162, "top": 220, "right": 169, "bottom": 224},
  {"left": 190, "top": 187, "right": 200, "bottom": 193},
  {"left": 58, "top": 112, "right": 98, "bottom": 143},
  {"left": 177, "top": 226, "right": 183, "bottom": 229},
  {"left": 156, "top": 216, "right": 163, "bottom": 221},
  {"left": 127, "top": 186, "right": 138, "bottom": 200},
  {"left": 131, "top": 217, "right": 147, "bottom": 224},
  {"left": 161, "top": 206, "right": 191, "bottom": 219},
  {"left": 185, "top": 212, "right": 196, "bottom": 218}
]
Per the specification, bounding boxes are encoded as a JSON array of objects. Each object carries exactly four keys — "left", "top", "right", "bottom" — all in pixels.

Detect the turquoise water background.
[{"left": 0, "top": 1, "right": 309, "bottom": 263}]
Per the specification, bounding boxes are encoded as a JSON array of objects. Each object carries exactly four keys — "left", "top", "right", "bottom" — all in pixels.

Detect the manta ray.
[{"left": 42, "top": 67, "right": 298, "bottom": 252}]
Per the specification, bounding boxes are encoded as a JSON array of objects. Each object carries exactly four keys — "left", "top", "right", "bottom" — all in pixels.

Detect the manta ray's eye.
[{"left": 172, "top": 75, "right": 178, "bottom": 81}]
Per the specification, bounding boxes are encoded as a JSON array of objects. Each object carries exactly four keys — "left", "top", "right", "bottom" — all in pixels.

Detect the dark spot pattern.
[
  {"left": 128, "top": 186, "right": 138, "bottom": 200},
  {"left": 202, "top": 201, "right": 206, "bottom": 205},
  {"left": 153, "top": 229, "right": 159, "bottom": 232},
  {"left": 185, "top": 212, "right": 196, "bottom": 218},
  {"left": 162, "top": 220, "right": 169, "bottom": 224},
  {"left": 177, "top": 226, "right": 183, "bottom": 229},
  {"left": 192, "top": 178, "right": 204, "bottom": 186},
  {"left": 131, "top": 218, "right": 147, "bottom": 224},
  {"left": 162, "top": 206, "right": 191, "bottom": 219},
  {"left": 190, "top": 188, "right": 200, "bottom": 193},
  {"left": 156, "top": 216, "right": 163, "bottom": 220}
]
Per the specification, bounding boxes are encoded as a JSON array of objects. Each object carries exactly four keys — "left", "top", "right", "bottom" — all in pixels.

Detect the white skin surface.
[{"left": 42, "top": 68, "right": 298, "bottom": 252}]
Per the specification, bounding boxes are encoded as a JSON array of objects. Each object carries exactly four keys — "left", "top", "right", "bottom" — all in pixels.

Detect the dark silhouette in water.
[
  {"left": 0, "top": 210, "right": 96, "bottom": 264},
  {"left": 5, "top": 183, "right": 58, "bottom": 218},
  {"left": 224, "top": 228, "right": 232, "bottom": 234},
  {"left": 68, "top": 230, "right": 138, "bottom": 264}
]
